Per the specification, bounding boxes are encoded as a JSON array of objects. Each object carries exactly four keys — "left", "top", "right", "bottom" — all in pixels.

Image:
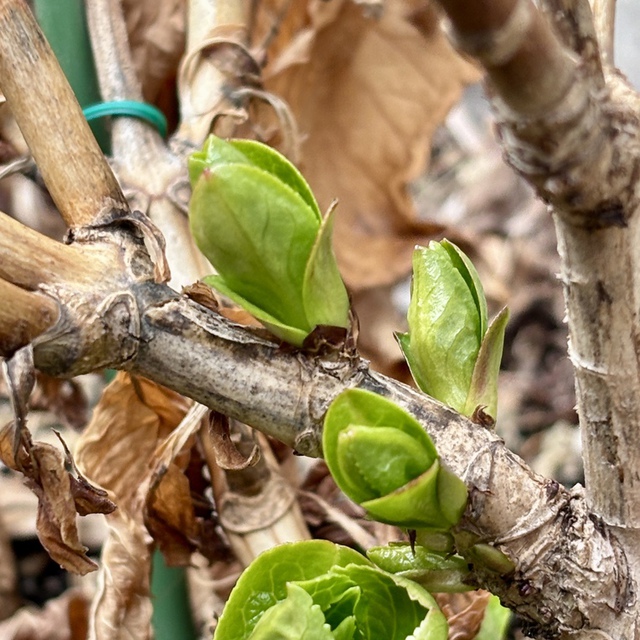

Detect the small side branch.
[
  {"left": 0, "top": 279, "right": 59, "bottom": 355},
  {"left": 0, "top": 211, "right": 109, "bottom": 288},
  {"left": 0, "top": 0, "right": 128, "bottom": 227}
]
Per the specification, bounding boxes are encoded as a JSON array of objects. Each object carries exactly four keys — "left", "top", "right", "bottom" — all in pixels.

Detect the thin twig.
[{"left": 0, "top": 0, "right": 128, "bottom": 227}]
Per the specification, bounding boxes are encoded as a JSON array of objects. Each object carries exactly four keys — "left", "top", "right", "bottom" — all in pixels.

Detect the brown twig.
[
  {"left": 0, "top": 278, "right": 59, "bottom": 355},
  {"left": 0, "top": 0, "right": 128, "bottom": 227},
  {"left": 0, "top": 211, "right": 109, "bottom": 288}
]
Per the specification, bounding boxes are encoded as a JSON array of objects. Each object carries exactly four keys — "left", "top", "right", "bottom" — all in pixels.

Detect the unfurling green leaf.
[
  {"left": 323, "top": 389, "right": 467, "bottom": 530},
  {"left": 367, "top": 543, "right": 472, "bottom": 593},
  {"left": 212, "top": 540, "right": 447, "bottom": 640},
  {"left": 188, "top": 136, "right": 350, "bottom": 346},
  {"left": 399, "top": 240, "right": 508, "bottom": 421}
]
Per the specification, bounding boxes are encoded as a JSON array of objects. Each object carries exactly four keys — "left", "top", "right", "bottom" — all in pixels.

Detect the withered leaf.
[
  {"left": 26, "top": 443, "right": 98, "bottom": 575},
  {"left": 436, "top": 590, "right": 492, "bottom": 640},
  {"left": 122, "top": 0, "right": 186, "bottom": 105},
  {"left": 0, "top": 421, "right": 110, "bottom": 575},
  {"left": 75, "top": 372, "right": 189, "bottom": 501},
  {"left": 263, "top": 0, "right": 480, "bottom": 290}
]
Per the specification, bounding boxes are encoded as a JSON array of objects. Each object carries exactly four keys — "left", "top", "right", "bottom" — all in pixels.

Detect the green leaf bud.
[
  {"left": 323, "top": 389, "right": 467, "bottom": 530},
  {"left": 188, "top": 136, "right": 350, "bottom": 346}
]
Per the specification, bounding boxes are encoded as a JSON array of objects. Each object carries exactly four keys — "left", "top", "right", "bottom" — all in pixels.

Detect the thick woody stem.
[
  {"left": 437, "top": 0, "right": 640, "bottom": 530},
  {"left": 0, "top": 279, "right": 59, "bottom": 355},
  {"left": 439, "top": 0, "right": 577, "bottom": 115},
  {"left": 0, "top": 0, "right": 128, "bottom": 227}
]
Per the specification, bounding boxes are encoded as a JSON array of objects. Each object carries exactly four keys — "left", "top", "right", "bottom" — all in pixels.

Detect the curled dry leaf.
[
  {"left": 435, "top": 590, "right": 492, "bottom": 640},
  {"left": 1, "top": 351, "right": 114, "bottom": 575},
  {"left": 207, "top": 411, "right": 260, "bottom": 471},
  {"left": 261, "top": 0, "right": 480, "bottom": 290},
  {"left": 76, "top": 376, "right": 223, "bottom": 638},
  {"left": 89, "top": 509, "right": 154, "bottom": 640}
]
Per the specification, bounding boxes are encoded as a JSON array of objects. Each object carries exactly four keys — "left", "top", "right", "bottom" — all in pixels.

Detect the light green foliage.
[
  {"left": 189, "top": 136, "right": 350, "bottom": 346},
  {"left": 322, "top": 389, "right": 467, "bottom": 529},
  {"left": 212, "top": 540, "right": 448, "bottom": 640},
  {"left": 475, "top": 595, "right": 512, "bottom": 640},
  {"left": 367, "top": 543, "right": 472, "bottom": 593},
  {"left": 398, "top": 241, "right": 508, "bottom": 420}
]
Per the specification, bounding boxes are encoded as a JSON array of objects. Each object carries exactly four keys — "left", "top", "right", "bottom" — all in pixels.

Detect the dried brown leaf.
[
  {"left": 263, "top": 0, "right": 479, "bottom": 290},
  {"left": 0, "top": 421, "right": 111, "bottom": 575},
  {"left": 26, "top": 443, "right": 98, "bottom": 576},
  {"left": 207, "top": 411, "right": 260, "bottom": 470},
  {"left": 436, "top": 590, "right": 492, "bottom": 640},
  {"left": 122, "top": 0, "right": 186, "bottom": 104},
  {"left": 146, "top": 463, "right": 198, "bottom": 566},
  {"left": 77, "top": 381, "right": 217, "bottom": 637},
  {"left": 0, "top": 589, "right": 90, "bottom": 640},
  {"left": 89, "top": 509, "right": 154, "bottom": 640},
  {"left": 75, "top": 373, "right": 189, "bottom": 501}
]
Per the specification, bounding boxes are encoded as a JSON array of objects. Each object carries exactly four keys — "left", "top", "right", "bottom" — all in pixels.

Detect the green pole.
[{"left": 34, "top": 0, "right": 110, "bottom": 152}]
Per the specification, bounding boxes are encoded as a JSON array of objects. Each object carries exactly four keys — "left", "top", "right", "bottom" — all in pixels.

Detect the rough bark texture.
[{"left": 1, "top": 0, "right": 640, "bottom": 636}]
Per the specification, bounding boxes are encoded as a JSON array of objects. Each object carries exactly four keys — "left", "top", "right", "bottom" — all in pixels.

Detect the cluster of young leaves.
[
  {"left": 322, "top": 389, "right": 467, "bottom": 531},
  {"left": 213, "top": 540, "right": 448, "bottom": 640},
  {"left": 189, "top": 135, "right": 350, "bottom": 346}
]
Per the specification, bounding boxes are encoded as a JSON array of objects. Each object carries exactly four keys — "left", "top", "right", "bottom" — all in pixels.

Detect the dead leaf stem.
[
  {"left": 176, "top": 0, "right": 251, "bottom": 145},
  {"left": 0, "top": 0, "right": 128, "bottom": 228}
]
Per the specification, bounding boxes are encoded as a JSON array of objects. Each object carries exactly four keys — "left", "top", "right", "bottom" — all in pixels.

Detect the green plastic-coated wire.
[{"left": 83, "top": 101, "right": 168, "bottom": 138}]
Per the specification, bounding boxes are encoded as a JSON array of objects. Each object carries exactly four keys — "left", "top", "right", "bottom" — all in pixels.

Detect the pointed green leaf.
[
  {"left": 404, "top": 243, "right": 482, "bottom": 412},
  {"left": 202, "top": 275, "right": 309, "bottom": 346},
  {"left": 230, "top": 139, "right": 322, "bottom": 221},
  {"left": 463, "top": 307, "right": 509, "bottom": 420},
  {"left": 303, "top": 203, "right": 350, "bottom": 331},
  {"left": 440, "top": 240, "right": 487, "bottom": 338},
  {"left": 188, "top": 135, "right": 251, "bottom": 184},
  {"left": 190, "top": 163, "right": 318, "bottom": 331}
]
